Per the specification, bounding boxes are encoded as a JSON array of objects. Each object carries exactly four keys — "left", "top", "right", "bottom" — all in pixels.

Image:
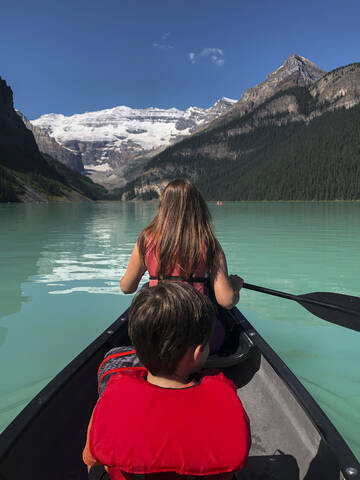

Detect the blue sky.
[{"left": 1, "top": 0, "right": 360, "bottom": 119}]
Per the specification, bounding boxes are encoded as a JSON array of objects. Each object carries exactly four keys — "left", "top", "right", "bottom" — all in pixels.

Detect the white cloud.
[
  {"left": 201, "top": 48, "right": 224, "bottom": 56},
  {"left": 188, "top": 47, "right": 225, "bottom": 67},
  {"left": 211, "top": 55, "right": 224, "bottom": 67},
  {"left": 152, "top": 32, "right": 174, "bottom": 50},
  {"left": 189, "top": 52, "right": 196, "bottom": 64}
]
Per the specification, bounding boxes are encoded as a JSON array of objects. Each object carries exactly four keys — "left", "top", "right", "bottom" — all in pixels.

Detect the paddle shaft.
[{"left": 243, "top": 283, "right": 359, "bottom": 317}]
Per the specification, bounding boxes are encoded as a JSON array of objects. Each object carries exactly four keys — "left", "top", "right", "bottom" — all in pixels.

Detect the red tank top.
[
  {"left": 90, "top": 369, "right": 250, "bottom": 480},
  {"left": 145, "top": 242, "right": 208, "bottom": 295}
]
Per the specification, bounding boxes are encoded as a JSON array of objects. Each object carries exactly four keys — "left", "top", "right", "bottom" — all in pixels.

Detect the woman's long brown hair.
[{"left": 138, "top": 179, "right": 220, "bottom": 279}]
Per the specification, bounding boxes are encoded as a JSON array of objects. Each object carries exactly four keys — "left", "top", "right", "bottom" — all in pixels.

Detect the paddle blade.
[{"left": 298, "top": 292, "right": 360, "bottom": 332}]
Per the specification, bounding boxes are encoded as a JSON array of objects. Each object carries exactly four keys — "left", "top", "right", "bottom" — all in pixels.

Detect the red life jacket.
[
  {"left": 145, "top": 242, "right": 208, "bottom": 295},
  {"left": 89, "top": 369, "right": 250, "bottom": 480}
]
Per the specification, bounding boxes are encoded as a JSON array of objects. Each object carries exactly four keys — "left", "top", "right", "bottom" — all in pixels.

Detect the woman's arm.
[
  {"left": 211, "top": 246, "right": 243, "bottom": 310},
  {"left": 82, "top": 411, "right": 101, "bottom": 470},
  {"left": 120, "top": 243, "right": 147, "bottom": 294}
]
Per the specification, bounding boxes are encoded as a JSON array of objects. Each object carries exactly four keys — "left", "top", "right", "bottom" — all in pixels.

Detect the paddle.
[{"left": 243, "top": 283, "right": 360, "bottom": 333}]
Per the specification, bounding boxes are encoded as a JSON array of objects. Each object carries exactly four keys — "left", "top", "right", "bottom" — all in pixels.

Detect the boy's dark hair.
[{"left": 128, "top": 282, "right": 216, "bottom": 376}]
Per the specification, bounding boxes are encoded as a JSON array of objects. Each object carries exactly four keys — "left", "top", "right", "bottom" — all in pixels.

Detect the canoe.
[{"left": 0, "top": 308, "right": 359, "bottom": 480}]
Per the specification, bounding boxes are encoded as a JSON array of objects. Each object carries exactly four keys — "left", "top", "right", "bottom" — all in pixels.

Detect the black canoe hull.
[{"left": 0, "top": 309, "right": 359, "bottom": 480}]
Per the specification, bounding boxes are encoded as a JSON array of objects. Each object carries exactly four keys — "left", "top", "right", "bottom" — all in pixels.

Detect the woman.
[{"left": 120, "top": 179, "right": 243, "bottom": 352}]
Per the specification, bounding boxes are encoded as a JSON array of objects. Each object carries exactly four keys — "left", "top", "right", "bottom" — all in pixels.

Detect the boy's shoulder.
[
  {"left": 102, "top": 367, "right": 148, "bottom": 393},
  {"left": 97, "top": 347, "right": 144, "bottom": 396},
  {"left": 104, "top": 368, "right": 237, "bottom": 394},
  {"left": 200, "top": 369, "right": 238, "bottom": 393}
]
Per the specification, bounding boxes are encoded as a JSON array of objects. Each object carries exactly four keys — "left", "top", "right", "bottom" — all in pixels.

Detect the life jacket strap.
[{"left": 149, "top": 275, "right": 207, "bottom": 283}]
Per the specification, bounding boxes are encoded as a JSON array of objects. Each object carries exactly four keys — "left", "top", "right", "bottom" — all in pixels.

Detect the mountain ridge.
[
  {"left": 2, "top": 55, "right": 359, "bottom": 202},
  {"left": 201, "top": 54, "right": 326, "bottom": 131},
  {"left": 29, "top": 54, "right": 325, "bottom": 189},
  {"left": 116, "top": 58, "right": 360, "bottom": 201}
]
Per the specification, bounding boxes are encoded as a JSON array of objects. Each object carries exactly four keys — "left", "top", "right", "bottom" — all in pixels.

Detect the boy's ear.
[{"left": 193, "top": 345, "right": 203, "bottom": 363}]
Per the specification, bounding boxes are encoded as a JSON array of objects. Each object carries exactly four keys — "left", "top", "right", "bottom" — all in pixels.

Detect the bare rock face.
[
  {"left": 221, "top": 59, "right": 360, "bottom": 134},
  {"left": 310, "top": 62, "right": 360, "bottom": 110},
  {"left": 17, "top": 112, "right": 84, "bottom": 172},
  {"left": 267, "top": 54, "right": 325, "bottom": 84},
  {"left": 0, "top": 77, "right": 13, "bottom": 111},
  {"left": 0, "top": 77, "right": 48, "bottom": 173},
  {"left": 240, "top": 54, "right": 325, "bottom": 107},
  {"left": 214, "top": 54, "right": 326, "bottom": 124}
]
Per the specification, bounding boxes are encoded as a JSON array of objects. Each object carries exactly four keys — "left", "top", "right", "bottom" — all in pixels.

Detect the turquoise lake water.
[{"left": 0, "top": 201, "right": 359, "bottom": 459}]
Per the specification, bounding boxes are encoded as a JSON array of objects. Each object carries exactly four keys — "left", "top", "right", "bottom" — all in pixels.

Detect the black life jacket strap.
[{"left": 149, "top": 275, "right": 208, "bottom": 284}]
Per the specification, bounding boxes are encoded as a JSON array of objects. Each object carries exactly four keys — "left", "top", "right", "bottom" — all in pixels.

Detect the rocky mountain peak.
[
  {"left": 208, "top": 97, "right": 237, "bottom": 114},
  {"left": 0, "top": 77, "right": 14, "bottom": 112},
  {"left": 0, "top": 77, "right": 51, "bottom": 175},
  {"left": 247, "top": 54, "right": 326, "bottom": 98},
  {"left": 271, "top": 54, "right": 326, "bottom": 84},
  {"left": 211, "top": 55, "right": 326, "bottom": 126}
]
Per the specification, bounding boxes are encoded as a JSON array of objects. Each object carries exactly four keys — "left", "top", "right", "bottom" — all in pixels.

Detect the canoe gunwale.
[
  {"left": 0, "top": 314, "right": 129, "bottom": 460},
  {"left": 234, "top": 310, "right": 360, "bottom": 480}
]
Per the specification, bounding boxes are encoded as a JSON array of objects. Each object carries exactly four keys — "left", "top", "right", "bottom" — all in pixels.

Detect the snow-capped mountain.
[{"left": 31, "top": 97, "right": 237, "bottom": 187}]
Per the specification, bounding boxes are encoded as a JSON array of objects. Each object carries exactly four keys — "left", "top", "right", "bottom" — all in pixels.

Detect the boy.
[{"left": 83, "top": 282, "right": 250, "bottom": 479}]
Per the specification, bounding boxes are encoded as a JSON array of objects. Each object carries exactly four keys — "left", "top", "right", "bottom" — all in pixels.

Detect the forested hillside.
[
  {"left": 136, "top": 103, "right": 360, "bottom": 200},
  {"left": 0, "top": 156, "right": 107, "bottom": 203}
]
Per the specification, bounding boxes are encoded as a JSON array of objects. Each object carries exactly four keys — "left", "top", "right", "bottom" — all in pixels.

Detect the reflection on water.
[
  {"left": 0, "top": 202, "right": 156, "bottom": 308},
  {"left": 33, "top": 202, "right": 155, "bottom": 295},
  {"left": 0, "top": 201, "right": 359, "bottom": 460}
]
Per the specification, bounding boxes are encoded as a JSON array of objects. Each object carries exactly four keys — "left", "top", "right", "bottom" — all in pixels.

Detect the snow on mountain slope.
[
  {"left": 34, "top": 107, "right": 186, "bottom": 147},
  {"left": 31, "top": 98, "right": 237, "bottom": 187}
]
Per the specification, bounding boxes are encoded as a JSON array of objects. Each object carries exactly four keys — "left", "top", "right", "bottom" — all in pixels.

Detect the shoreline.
[{"left": 2, "top": 198, "right": 360, "bottom": 205}]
